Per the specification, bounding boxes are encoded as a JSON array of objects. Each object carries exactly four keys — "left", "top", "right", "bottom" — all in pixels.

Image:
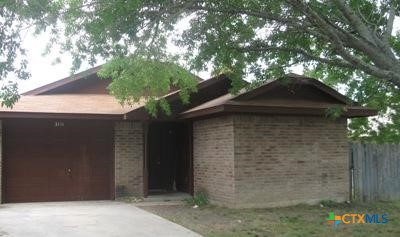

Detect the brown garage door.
[{"left": 3, "top": 119, "right": 114, "bottom": 203}]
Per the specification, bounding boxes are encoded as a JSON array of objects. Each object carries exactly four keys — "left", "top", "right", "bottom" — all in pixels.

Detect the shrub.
[{"left": 185, "top": 191, "right": 209, "bottom": 207}]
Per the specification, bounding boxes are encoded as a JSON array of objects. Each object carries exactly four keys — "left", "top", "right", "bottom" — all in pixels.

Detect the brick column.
[
  {"left": 193, "top": 116, "right": 236, "bottom": 206},
  {"left": 114, "top": 121, "right": 144, "bottom": 198}
]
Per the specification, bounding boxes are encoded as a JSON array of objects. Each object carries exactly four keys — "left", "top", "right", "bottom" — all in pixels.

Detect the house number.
[{"left": 54, "top": 121, "right": 65, "bottom": 127}]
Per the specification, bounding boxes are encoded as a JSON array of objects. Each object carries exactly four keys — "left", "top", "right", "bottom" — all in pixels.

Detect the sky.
[
  {"left": 17, "top": 32, "right": 79, "bottom": 93},
  {"left": 16, "top": 17, "right": 400, "bottom": 94},
  {"left": 16, "top": 18, "right": 213, "bottom": 94}
]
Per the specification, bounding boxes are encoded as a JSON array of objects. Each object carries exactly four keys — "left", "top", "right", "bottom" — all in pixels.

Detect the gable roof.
[
  {"left": 0, "top": 70, "right": 231, "bottom": 120},
  {"left": 233, "top": 73, "right": 354, "bottom": 105},
  {"left": 22, "top": 64, "right": 204, "bottom": 96},
  {"left": 0, "top": 69, "right": 377, "bottom": 120},
  {"left": 22, "top": 65, "right": 104, "bottom": 95},
  {"left": 180, "top": 74, "right": 377, "bottom": 119},
  {"left": 125, "top": 74, "right": 235, "bottom": 120}
]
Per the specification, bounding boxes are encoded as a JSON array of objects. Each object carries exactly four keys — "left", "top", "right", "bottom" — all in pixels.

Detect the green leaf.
[{"left": 98, "top": 55, "right": 198, "bottom": 117}]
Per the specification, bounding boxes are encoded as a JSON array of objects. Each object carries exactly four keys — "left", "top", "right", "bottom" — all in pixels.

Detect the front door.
[{"left": 147, "top": 122, "right": 189, "bottom": 193}]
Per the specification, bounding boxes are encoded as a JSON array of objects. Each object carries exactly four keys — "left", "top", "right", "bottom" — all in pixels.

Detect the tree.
[
  {"left": 1, "top": 0, "right": 400, "bottom": 141},
  {"left": 0, "top": 1, "right": 31, "bottom": 106}
]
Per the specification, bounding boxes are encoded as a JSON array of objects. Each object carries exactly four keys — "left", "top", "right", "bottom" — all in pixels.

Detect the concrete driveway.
[{"left": 0, "top": 201, "right": 201, "bottom": 237}]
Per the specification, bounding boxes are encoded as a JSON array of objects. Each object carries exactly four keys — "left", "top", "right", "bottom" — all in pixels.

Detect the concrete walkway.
[{"left": 0, "top": 201, "right": 201, "bottom": 237}]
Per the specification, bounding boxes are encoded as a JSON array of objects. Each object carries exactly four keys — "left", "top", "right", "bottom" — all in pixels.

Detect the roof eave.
[
  {"left": 180, "top": 104, "right": 378, "bottom": 119},
  {"left": 125, "top": 74, "right": 239, "bottom": 120},
  {"left": 0, "top": 111, "right": 124, "bottom": 120}
]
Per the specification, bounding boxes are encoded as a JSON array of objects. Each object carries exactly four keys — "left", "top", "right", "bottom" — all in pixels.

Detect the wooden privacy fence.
[{"left": 350, "top": 143, "right": 400, "bottom": 201}]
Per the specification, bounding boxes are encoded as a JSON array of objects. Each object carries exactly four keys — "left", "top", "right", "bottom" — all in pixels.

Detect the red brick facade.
[{"left": 193, "top": 115, "right": 349, "bottom": 208}]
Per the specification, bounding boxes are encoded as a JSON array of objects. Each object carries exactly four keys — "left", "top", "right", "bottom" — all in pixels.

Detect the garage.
[{"left": 2, "top": 119, "right": 114, "bottom": 203}]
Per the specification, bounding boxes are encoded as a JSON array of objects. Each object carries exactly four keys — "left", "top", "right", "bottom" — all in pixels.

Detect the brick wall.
[
  {"left": 193, "top": 116, "right": 236, "bottom": 206},
  {"left": 234, "top": 115, "right": 349, "bottom": 208},
  {"left": 114, "top": 121, "right": 144, "bottom": 198},
  {"left": 193, "top": 115, "right": 349, "bottom": 208}
]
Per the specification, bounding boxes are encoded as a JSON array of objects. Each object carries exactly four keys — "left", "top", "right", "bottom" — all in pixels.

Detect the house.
[{"left": 0, "top": 66, "right": 376, "bottom": 208}]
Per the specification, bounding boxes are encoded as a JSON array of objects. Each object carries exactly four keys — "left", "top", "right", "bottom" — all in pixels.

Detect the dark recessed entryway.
[
  {"left": 2, "top": 119, "right": 114, "bottom": 203},
  {"left": 146, "top": 122, "right": 192, "bottom": 195}
]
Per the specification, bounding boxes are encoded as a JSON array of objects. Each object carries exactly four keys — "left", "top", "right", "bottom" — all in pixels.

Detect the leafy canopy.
[
  {"left": 2, "top": 0, "right": 400, "bottom": 141},
  {"left": 98, "top": 56, "right": 198, "bottom": 116}
]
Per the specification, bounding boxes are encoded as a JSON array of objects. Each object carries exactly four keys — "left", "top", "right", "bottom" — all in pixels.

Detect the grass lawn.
[{"left": 140, "top": 200, "right": 400, "bottom": 237}]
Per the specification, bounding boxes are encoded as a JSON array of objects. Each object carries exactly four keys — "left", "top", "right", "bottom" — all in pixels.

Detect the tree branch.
[
  {"left": 235, "top": 41, "right": 400, "bottom": 88},
  {"left": 332, "top": 0, "right": 377, "bottom": 46},
  {"left": 287, "top": 0, "right": 400, "bottom": 85},
  {"left": 185, "top": 3, "right": 305, "bottom": 26},
  {"left": 235, "top": 43, "right": 354, "bottom": 69},
  {"left": 384, "top": 4, "right": 395, "bottom": 42}
]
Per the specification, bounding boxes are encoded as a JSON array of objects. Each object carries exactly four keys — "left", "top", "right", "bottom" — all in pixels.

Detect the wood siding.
[{"left": 351, "top": 143, "right": 400, "bottom": 201}]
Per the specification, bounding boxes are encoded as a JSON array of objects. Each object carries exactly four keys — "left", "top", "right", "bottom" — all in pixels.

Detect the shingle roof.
[
  {"left": 0, "top": 73, "right": 231, "bottom": 120},
  {"left": 180, "top": 75, "right": 377, "bottom": 118},
  {"left": 0, "top": 72, "right": 376, "bottom": 120},
  {"left": 0, "top": 95, "right": 142, "bottom": 115}
]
